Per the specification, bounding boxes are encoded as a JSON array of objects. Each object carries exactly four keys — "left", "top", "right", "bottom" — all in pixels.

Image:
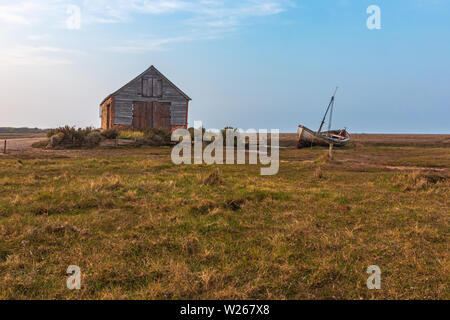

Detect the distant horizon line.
[{"left": 0, "top": 126, "right": 449, "bottom": 136}]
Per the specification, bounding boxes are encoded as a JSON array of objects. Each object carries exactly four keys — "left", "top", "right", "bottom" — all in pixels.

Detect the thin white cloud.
[
  {"left": 0, "top": 0, "right": 292, "bottom": 56},
  {"left": 110, "top": 36, "right": 192, "bottom": 53},
  {"left": 0, "top": 10, "right": 30, "bottom": 25},
  {"left": 127, "top": 0, "right": 190, "bottom": 14},
  {"left": 0, "top": 0, "right": 290, "bottom": 27},
  {"left": 103, "top": 0, "right": 291, "bottom": 51},
  {"left": 0, "top": 45, "right": 83, "bottom": 66},
  {"left": 177, "top": 0, "right": 288, "bottom": 31},
  {"left": 77, "top": 0, "right": 193, "bottom": 24},
  {"left": 0, "top": 1, "right": 59, "bottom": 26}
]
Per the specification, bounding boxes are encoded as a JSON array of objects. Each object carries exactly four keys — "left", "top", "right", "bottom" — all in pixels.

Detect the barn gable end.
[{"left": 100, "top": 65, "right": 190, "bottom": 130}]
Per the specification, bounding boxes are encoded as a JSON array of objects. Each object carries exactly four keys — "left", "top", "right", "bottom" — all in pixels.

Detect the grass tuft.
[
  {"left": 203, "top": 168, "right": 222, "bottom": 186},
  {"left": 394, "top": 171, "right": 448, "bottom": 191},
  {"left": 314, "top": 167, "right": 326, "bottom": 180}
]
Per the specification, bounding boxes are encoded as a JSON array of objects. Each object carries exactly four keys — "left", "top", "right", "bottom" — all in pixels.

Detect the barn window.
[
  {"left": 153, "top": 79, "right": 162, "bottom": 97},
  {"left": 142, "top": 78, "right": 162, "bottom": 97},
  {"left": 142, "top": 78, "right": 153, "bottom": 97}
]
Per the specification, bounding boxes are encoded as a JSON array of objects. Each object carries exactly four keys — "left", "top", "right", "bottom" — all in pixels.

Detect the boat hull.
[{"left": 297, "top": 125, "right": 350, "bottom": 148}]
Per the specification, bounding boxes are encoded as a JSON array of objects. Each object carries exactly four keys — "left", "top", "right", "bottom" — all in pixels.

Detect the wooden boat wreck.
[
  {"left": 297, "top": 88, "right": 350, "bottom": 148},
  {"left": 297, "top": 126, "right": 350, "bottom": 148}
]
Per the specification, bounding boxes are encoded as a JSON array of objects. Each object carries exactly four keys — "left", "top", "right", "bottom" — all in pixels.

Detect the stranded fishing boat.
[{"left": 297, "top": 88, "right": 350, "bottom": 148}]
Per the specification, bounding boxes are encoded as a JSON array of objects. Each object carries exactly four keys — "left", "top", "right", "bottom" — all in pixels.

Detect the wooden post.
[
  {"left": 3, "top": 140, "right": 6, "bottom": 154},
  {"left": 329, "top": 143, "right": 334, "bottom": 160}
]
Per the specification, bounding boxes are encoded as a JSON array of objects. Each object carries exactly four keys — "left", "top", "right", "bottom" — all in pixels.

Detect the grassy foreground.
[{"left": 0, "top": 144, "right": 448, "bottom": 299}]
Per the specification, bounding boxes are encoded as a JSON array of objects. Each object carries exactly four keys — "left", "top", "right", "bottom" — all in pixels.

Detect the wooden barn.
[{"left": 100, "top": 65, "right": 191, "bottom": 131}]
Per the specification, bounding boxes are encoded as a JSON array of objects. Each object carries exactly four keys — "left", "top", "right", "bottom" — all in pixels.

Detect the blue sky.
[{"left": 0, "top": 0, "right": 449, "bottom": 133}]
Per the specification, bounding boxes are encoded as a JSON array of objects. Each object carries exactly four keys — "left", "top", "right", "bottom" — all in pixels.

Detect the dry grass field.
[{"left": 0, "top": 134, "right": 448, "bottom": 299}]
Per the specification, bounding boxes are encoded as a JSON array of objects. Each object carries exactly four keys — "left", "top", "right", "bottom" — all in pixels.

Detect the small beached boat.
[
  {"left": 297, "top": 88, "right": 351, "bottom": 148},
  {"left": 297, "top": 125, "right": 350, "bottom": 148}
]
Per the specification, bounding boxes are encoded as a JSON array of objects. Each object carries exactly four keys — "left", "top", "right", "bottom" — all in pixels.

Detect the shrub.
[
  {"left": 101, "top": 128, "right": 119, "bottom": 139},
  {"left": 48, "top": 133, "right": 65, "bottom": 148},
  {"left": 221, "top": 127, "right": 241, "bottom": 147},
  {"left": 188, "top": 127, "right": 206, "bottom": 141},
  {"left": 46, "top": 126, "right": 100, "bottom": 149},
  {"left": 85, "top": 131, "right": 102, "bottom": 148},
  {"left": 47, "top": 126, "right": 95, "bottom": 139},
  {"left": 220, "top": 126, "right": 236, "bottom": 139},
  {"left": 143, "top": 128, "right": 172, "bottom": 146}
]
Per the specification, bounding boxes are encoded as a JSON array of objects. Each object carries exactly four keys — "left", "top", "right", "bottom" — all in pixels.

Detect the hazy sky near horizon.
[{"left": 0, "top": 0, "right": 449, "bottom": 133}]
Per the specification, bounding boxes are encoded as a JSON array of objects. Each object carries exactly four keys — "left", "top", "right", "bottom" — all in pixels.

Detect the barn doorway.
[
  {"left": 132, "top": 102, "right": 171, "bottom": 130},
  {"left": 153, "top": 102, "right": 171, "bottom": 129}
]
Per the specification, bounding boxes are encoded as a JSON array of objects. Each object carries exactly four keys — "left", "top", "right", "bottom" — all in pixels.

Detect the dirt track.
[
  {"left": 0, "top": 137, "right": 167, "bottom": 158},
  {"left": 0, "top": 138, "right": 43, "bottom": 154},
  {"left": 0, "top": 137, "right": 138, "bottom": 157}
]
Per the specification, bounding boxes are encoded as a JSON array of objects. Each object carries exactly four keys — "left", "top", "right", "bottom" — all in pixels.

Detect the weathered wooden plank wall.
[{"left": 109, "top": 67, "right": 188, "bottom": 127}]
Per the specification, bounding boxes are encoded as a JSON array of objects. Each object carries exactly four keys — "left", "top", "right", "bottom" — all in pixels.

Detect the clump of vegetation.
[
  {"left": 224, "top": 198, "right": 244, "bottom": 211},
  {"left": 47, "top": 126, "right": 99, "bottom": 149},
  {"left": 186, "top": 126, "right": 245, "bottom": 148},
  {"left": 314, "top": 167, "right": 326, "bottom": 179},
  {"left": 222, "top": 126, "right": 237, "bottom": 146},
  {"left": 189, "top": 199, "right": 217, "bottom": 215},
  {"left": 203, "top": 168, "right": 222, "bottom": 186},
  {"left": 395, "top": 171, "right": 448, "bottom": 191},
  {"left": 85, "top": 131, "right": 102, "bottom": 148},
  {"left": 45, "top": 126, "right": 174, "bottom": 149},
  {"left": 188, "top": 127, "right": 206, "bottom": 141},
  {"left": 220, "top": 126, "right": 237, "bottom": 139},
  {"left": 118, "top": 130, "right": 144, "bottom": 140},
  {"left": 142, "top": 128, "right": 172, "bottom": 146},
  {"left": 47, "top": 126, "right": 93, "bottom": 139},
  {"left": 100, "top": 128, "right": 119, "bottom": 140}
]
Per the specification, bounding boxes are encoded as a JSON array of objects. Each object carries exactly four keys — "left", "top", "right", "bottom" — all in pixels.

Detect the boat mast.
[
  {"left": 327, "top": 96, "right": 334, "bottom": 134},
  {"left": 318, "top": 87, "right": 338, "bottom": 134}
]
